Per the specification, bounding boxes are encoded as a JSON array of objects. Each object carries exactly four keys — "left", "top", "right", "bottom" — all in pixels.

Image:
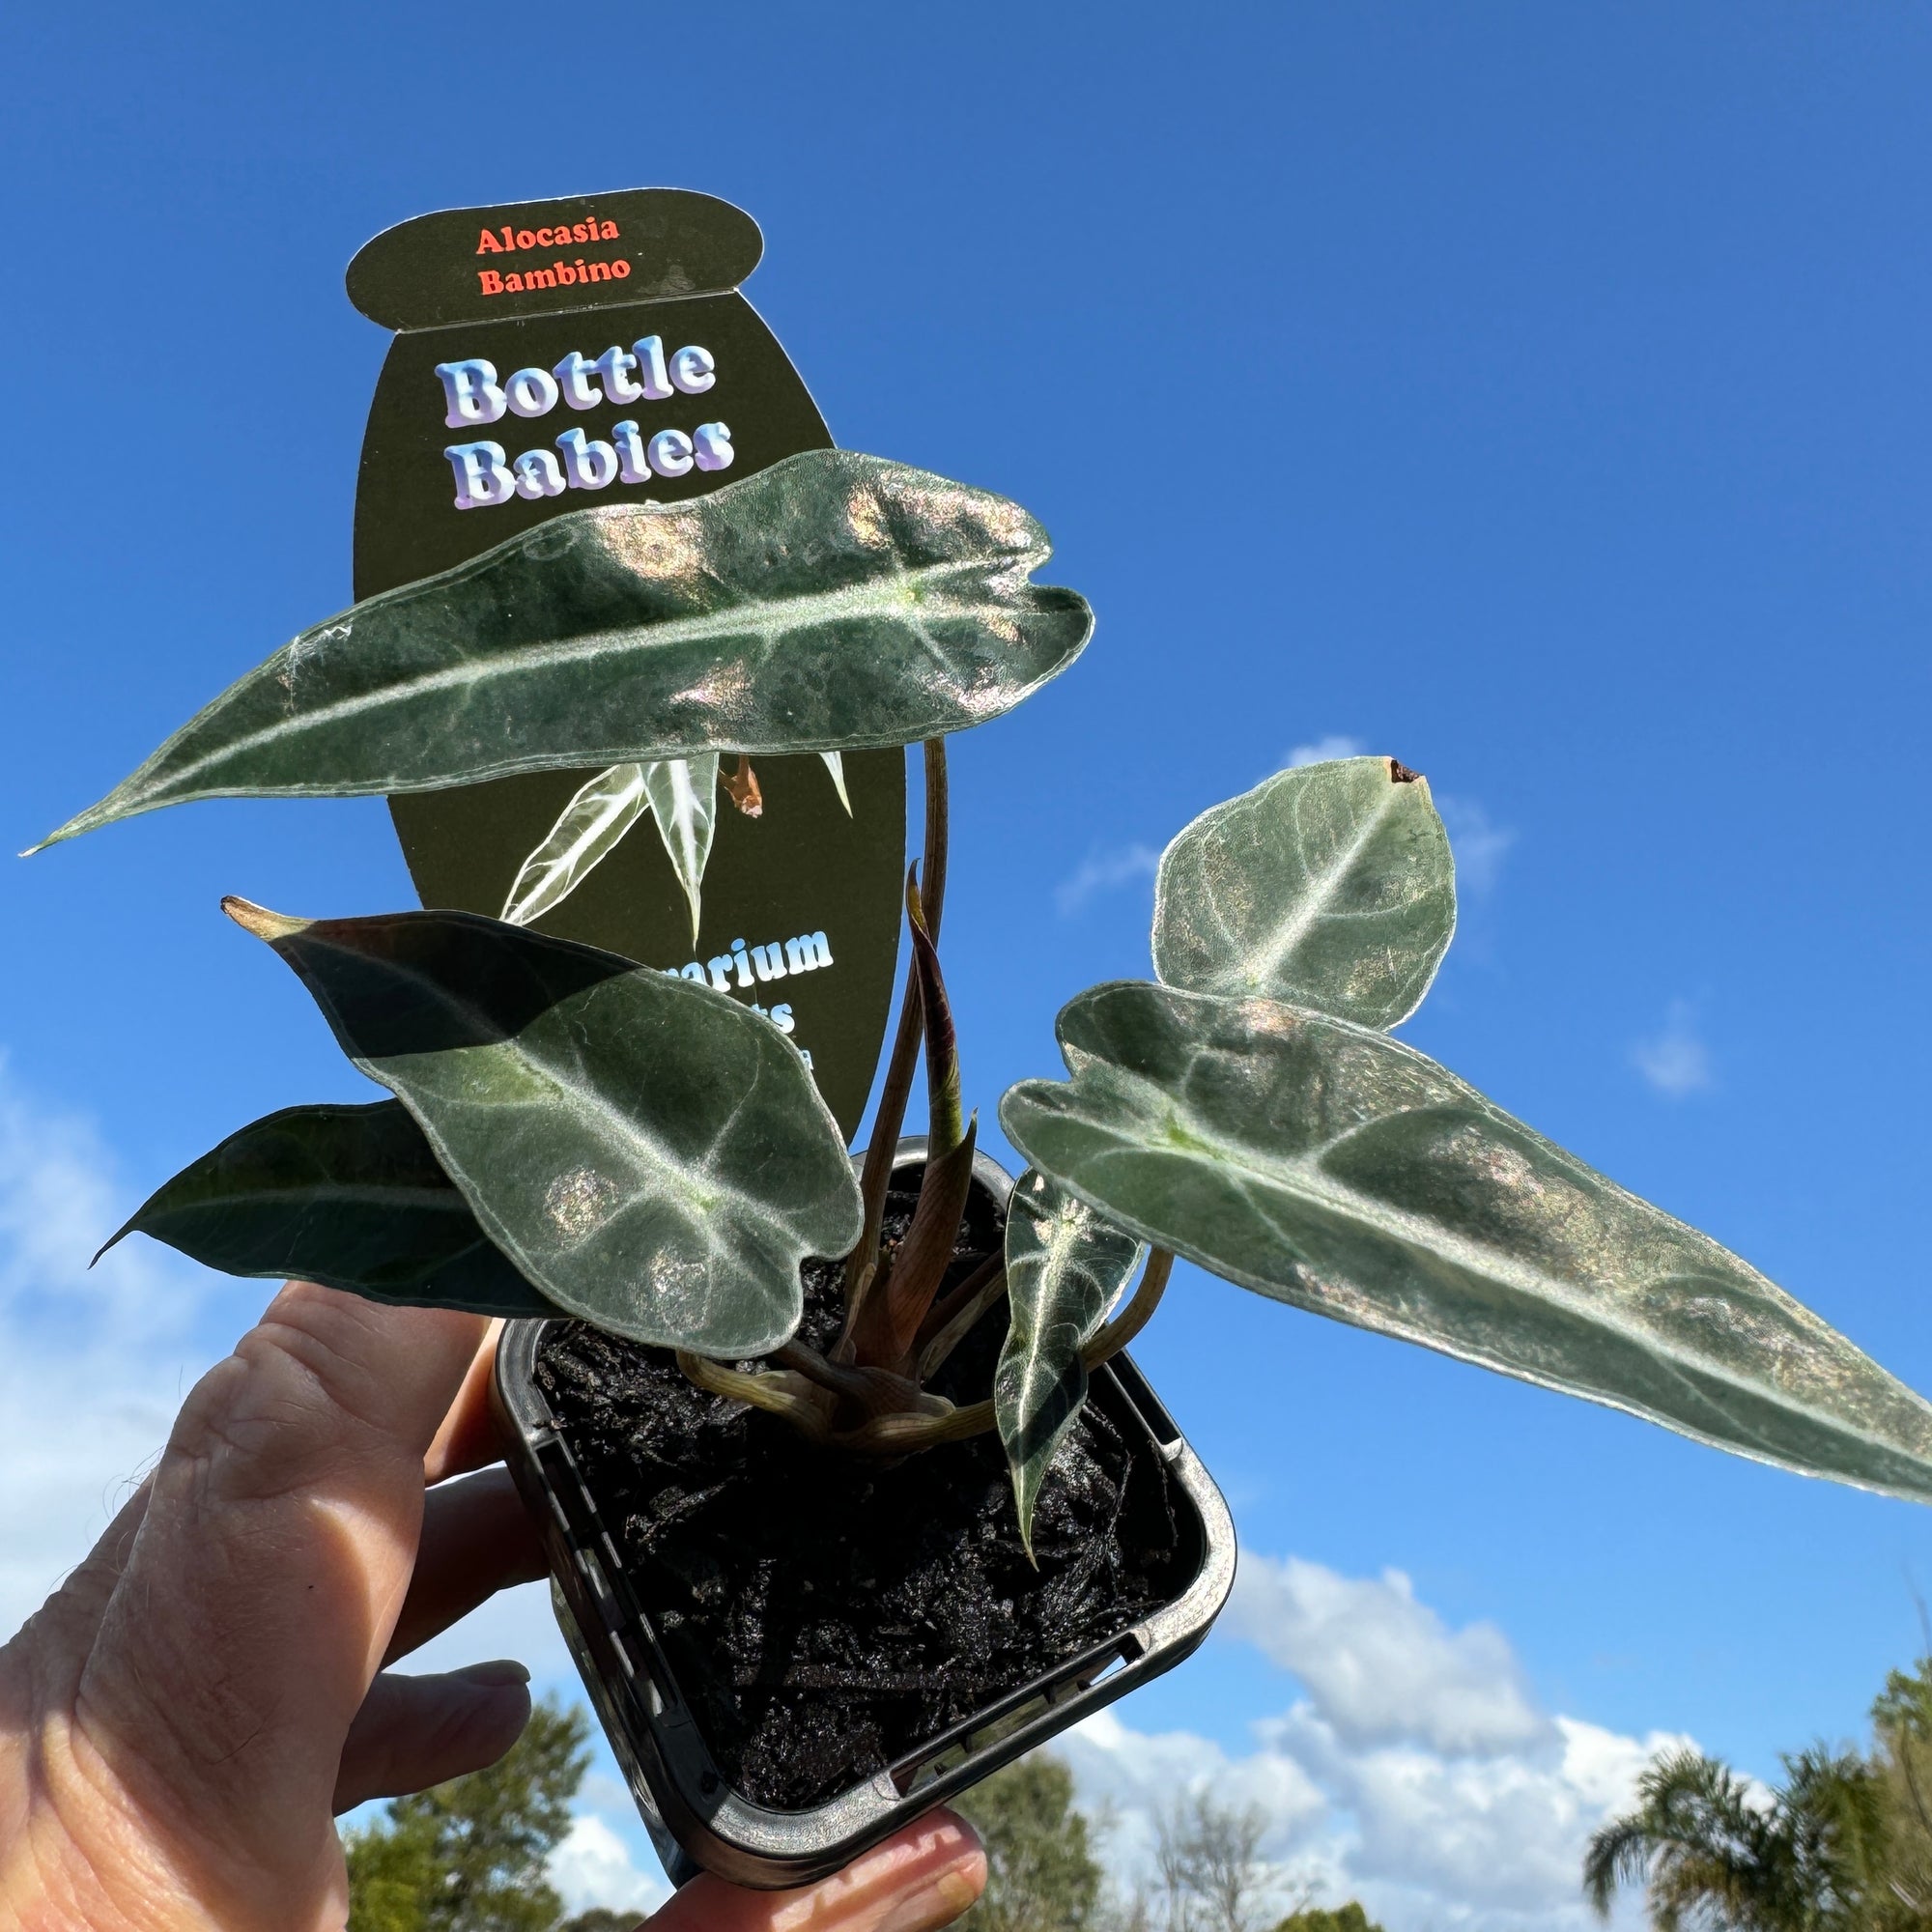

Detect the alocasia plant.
[{"left": 43, "top": 445, "right": 1932, "bottom": 1561}]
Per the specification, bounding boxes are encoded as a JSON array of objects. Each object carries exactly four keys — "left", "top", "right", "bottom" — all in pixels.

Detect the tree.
[
  {"left": 1865, "top": 1654, "right": 1932, "bottom": 1922},
  {"left": 954, "top": 1752, "right": 1106, "bottom": 1932},
  {"left": 1274, "top": 1909, "right": 1383, "bottom": 1932},
  {"left": 556, "top": 1915, "right": 640, "bottom": 1932},
  {"left": 346, "top": 1697, "right": 593, "bottom": 1932},
  {"left": 1582, "top": 1742, "right": 1892, "bottom": 1931},
  {"left": 1152, "top": 1792, "right": 1272, "bottom": 1932}
]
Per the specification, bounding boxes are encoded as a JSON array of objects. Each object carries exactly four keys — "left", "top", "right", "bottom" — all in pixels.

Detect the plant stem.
[
  {"left": 836, "top": 1247, "right": 1176, "bottom": 1454},
  {"left": 773, "top": 1339, "right": 952, "bottom": 1424},
  {"left": 914, "top": 1249, "right": 1005, "bottom": 1352},
  {"left": 674, "top": 1351, "right": 835, "bottom": 1438},
  {"left": 841, "top": 737, "right": 950, "bottom": 1321},
  {"left": 1081, "top": 1247, "right": 1173, "bottom": 1370},
  {"left": 913, "top": 1255, "right": 1008, "bottom": 1382}
]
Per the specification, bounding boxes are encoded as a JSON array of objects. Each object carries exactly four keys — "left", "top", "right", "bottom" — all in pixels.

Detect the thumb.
[
  {"left": 332, "top": 1661, "right": 532, "bottom": 1813},
  {"left": 648, "top": 1810, "right": 985, "bottom": 1932},
  {"left": 75, "top": 1283, "right": 490, "bottom": 1912}
]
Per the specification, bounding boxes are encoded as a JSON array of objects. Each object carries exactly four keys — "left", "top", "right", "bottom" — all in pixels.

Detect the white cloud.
[
  {"left": 1060, "top": 1555, "right": 1688, "bottom": 1932},
  {"left": 1055, "top": 843, "right": 1160, "bottom": 917},
  {"left": 1285, "top": 735, "right": 1368, "bottom": 769},
  {"left": 1435, "top": 795, "right": 1517, "bottom": 898},
  {"left": 549, "top": 1810, "right": 671, "bottom": 1919},
  {"left": 1634, "top": 1000, "right": 1714, "bottom": 1098},
  {"left": 0, "top": 1062, "right": 256, "bottom": 1636},
  {"left": 1227, "top": 1555, "right": 1548, "bottom": 1755}
]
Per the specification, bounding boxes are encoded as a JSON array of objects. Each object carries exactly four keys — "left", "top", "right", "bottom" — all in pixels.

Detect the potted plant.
[{"left": 36, "top": 447, "right": 1932, "bottom": 1890}]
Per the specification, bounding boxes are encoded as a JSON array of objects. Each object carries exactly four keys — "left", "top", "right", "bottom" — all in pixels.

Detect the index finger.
[{"left": 425, "top": 1316, "right": 510, "bottom": 1485}]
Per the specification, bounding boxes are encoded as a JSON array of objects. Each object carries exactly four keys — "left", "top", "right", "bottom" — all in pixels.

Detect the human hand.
[{"left": 0, "top": 1282, "right": 986, "bottom": 1932}]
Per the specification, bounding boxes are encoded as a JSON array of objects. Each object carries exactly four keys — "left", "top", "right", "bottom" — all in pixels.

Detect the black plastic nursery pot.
[{"left": 494, "top": 1141, "right": 1236, "bottom": 1891}]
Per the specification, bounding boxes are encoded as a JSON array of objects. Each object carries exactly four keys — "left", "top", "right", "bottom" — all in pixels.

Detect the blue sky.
[{"left": 6, "top": 5, "right": 1931, "bottom": 1923}]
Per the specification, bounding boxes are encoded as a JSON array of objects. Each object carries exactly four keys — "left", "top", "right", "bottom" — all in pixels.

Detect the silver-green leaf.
[
  {"left": 34, "top": 451, "right": 1093, "bottom": 849},
  {"left": 99, "top": 1100, "right": 557, "bottom": 1315},
  {"left": 996, "top": 1169, "right": 1144, "bottom": 1554},
  {"left": 1152, "top": 756, "right": 1455, "bottom": 1028},
  {"left": 1002, "top": 980, "right": 1932, "bottom": 1504},
  {"left": 501, "top": 762, "right": 652, "bottom": 928},
  {"left": 225, "top": 898, "right": 863, "bottom": 1355}
]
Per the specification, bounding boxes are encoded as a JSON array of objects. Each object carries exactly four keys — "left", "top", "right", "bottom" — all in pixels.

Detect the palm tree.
[{"left": 1583, "top": 1744, "right": 1890, "bottom": 1931}]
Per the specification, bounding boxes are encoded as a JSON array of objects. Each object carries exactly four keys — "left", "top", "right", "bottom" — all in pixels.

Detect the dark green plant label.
[{"left": 348, "top": 189, "right": 905, "bottom": 1141}]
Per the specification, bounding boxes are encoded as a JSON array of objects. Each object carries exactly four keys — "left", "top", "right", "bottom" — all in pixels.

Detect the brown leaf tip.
[
  {"left": 721, "top": 756, "right": 764, "bottom": 818},
  {"left": 1388, "top": 759, "right": 1423, "bottom": 784},
  {"left": 221, "top": 895, "right": 311, "bottom": 942}
]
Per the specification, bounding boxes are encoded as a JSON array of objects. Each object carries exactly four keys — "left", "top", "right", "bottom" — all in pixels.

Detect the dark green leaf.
[
  {"left": 226, "top": 898, "right": 863, "bottom": 1355},
  {"left": 1002, "top": 981, "right": 1932, "bottom": 1503},
  {"left": 1152, "top": 757, "right": 1455, "bottom": 1028},
  {"left": 996, "top": 1169, "right": 1144, "bottom": 1554},
  {"left": 99, "top": 1100, "right": 557, "bottom": 1314},
  {"left": 35, "top": 451, "right": 1093, "bottom": 848}
]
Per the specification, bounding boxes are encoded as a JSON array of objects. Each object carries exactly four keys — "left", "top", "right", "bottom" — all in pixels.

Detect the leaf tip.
[
  {"left": 1388, "top": 757, "right": 1423, "bottom": 785},
  {"left": 1012, "top": 1481, "right": 1040, "bottom": 1566},
  {"left": 21, "top": 821, "right": 76, "bottom": 857},
  {"left": 820, "top": 751, "right": 853, "bottom": 816},
  {"left": 222, "top": 895, "right": 311, "bottom": 942}
]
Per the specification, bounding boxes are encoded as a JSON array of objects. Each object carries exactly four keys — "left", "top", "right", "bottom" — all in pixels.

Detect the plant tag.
[{"left": 347, "top": 189, "right": 906, "bottom": 1139}]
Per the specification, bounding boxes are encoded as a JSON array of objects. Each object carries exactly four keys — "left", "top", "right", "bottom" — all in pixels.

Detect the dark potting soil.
[{"left": 534, "top": 1169, "right": 1195, "bottom": 1813}]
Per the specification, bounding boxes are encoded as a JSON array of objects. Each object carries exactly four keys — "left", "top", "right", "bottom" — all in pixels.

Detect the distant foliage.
[
  {"left": 1151, "top": 1793, "right": 1273, "bottom": 1932},
  {"left": 345, "top": 1698, "right": 592, "bottom": 1932},
  {"left": 1274, "top": 1908, "right": 1384, "bottom": 1932},
  {"left": 1584, "top": 1656, "right": 1932, "bottom": 1930},
  {"left": 954, "top": 1752, "right": 1106, "bottom": 1932}
]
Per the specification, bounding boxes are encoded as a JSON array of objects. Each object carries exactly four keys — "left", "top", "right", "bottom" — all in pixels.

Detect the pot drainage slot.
[
  {"left": 886, "top": 1633, "right": 1149, "bottom": 1799},
  {"left": 1082, "top": 1633, "right": 1146, "bottom": 1689}
]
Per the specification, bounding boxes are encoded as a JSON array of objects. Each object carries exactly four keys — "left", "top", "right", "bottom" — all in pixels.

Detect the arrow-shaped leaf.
[
  {"left": 1152, "top": 756, "right": 1456, "bottom": 1028},
  {"left": 100, "top": 1100, "right": 556, "bottom": 1314},
  {"left": 996, "top": 1169, "right": 1144, "bottom": 1554},
  {"left": 224, "top": 898, "right": 863, "bottom": 1355},
  {"left": 1002, "top": 980, "right": 1932, "bottom": 1504},
  {"left": 35, "top": 450, "right": 1093, "bottom": 849}
]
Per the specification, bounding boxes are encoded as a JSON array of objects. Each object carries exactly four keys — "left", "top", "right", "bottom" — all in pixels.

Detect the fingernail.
[
  {"left": 458, "top": 1659, "right": 530, "bottom": 1688},
  {"left": 873, "top": 1868, "right": 980, "bottom": 1932}
]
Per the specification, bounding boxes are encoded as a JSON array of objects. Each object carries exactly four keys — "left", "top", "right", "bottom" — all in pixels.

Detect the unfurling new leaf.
[
  {"left": 1152, "top": 755, "right": 1455, "bottom": 1029},
  {"left": 1002, "top": 980, "right": 1932, "bottom": 1505},
  {"left": 34, "top": 450, "right": 1093, "bottom": 849},
  {"left": 100, "top": 1100, "right": 556, "bottom": 1315},
  {"left": 223, "top": 897, "right": 862, "bottom": 1356},
  {"left": 996, "top": 1170, "right": 1144, "bottom": 1554}
]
